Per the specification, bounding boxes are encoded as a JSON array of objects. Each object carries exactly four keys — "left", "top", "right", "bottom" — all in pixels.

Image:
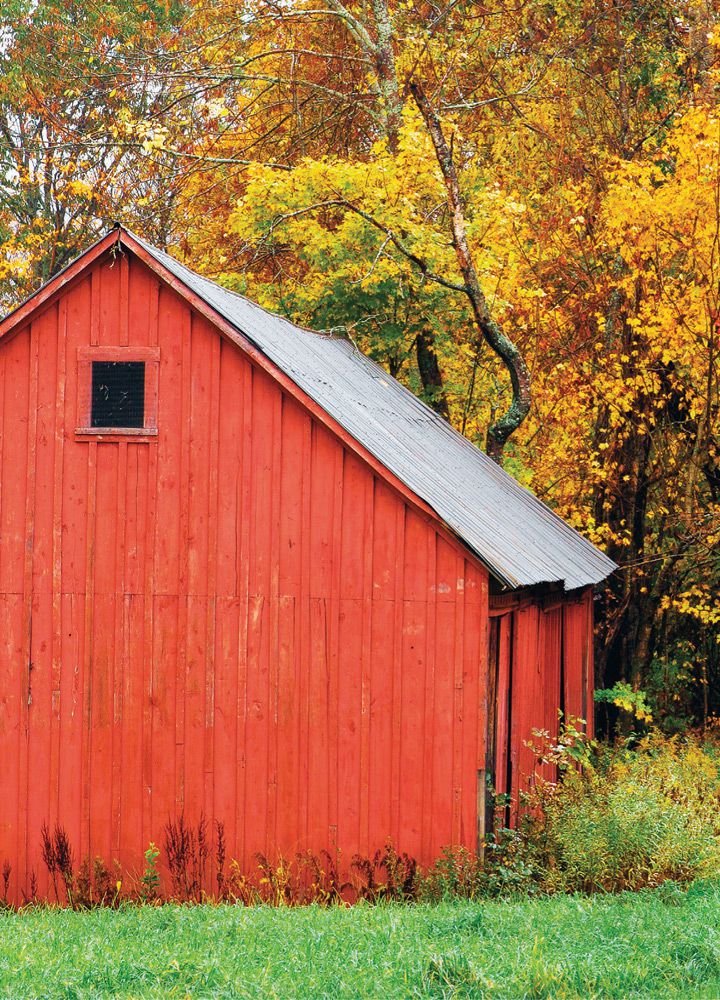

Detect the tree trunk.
[
  {"left": 409, "top": 81, "right": 531, "bottom": 461},
  {"left": 416, "top": 326, "right": 450, "bottom": 420},
  {"left": 371, "top": 0, "right": 403, "bottom": 152}
]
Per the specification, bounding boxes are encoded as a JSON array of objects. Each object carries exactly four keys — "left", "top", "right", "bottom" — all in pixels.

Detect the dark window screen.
[{"left": 91, "top": 361, "right": 145, "bottom": 428}]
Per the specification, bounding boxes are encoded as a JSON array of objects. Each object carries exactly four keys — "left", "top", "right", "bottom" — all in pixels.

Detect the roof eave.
[{"left": 0, "top": 227, "right": 121, "bottom": 340}]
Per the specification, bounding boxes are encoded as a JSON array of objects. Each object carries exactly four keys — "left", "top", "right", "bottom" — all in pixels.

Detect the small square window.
[
  {"left": 76, "top": 347, "right": 159, "bottom": 438},
  {"left": 91, "top": 361, "right": 145, "bottom": 429}
]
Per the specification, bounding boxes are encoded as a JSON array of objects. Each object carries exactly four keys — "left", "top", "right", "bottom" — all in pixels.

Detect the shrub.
[
  {"left": 419, "top": 836, "right": 539, "bottom": 902},
  {"left": 164, "top": 813, "right": 210, "bottom": 902},
  {"left": 522, "top": 731, "right": 720, "bottom": 893},
  {"left": 351, "top": 842, "right": 418, "bottom": 902},
  {"left": 40, "top": 823, "right": 122, "bottom": 908}
]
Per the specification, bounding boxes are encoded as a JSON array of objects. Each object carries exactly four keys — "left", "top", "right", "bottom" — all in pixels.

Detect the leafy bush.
[
  {"left": 140, "top": 843, "right": 160, "bottom": 903},
  {"left": 419, "top": 835, "right": 539, "bottom": 902},
  {"left": 521, "top": 730, "right": 720, "bottom": 893},
  {"left": 595, "top": 681, "right": 654, "bottom": 724}
]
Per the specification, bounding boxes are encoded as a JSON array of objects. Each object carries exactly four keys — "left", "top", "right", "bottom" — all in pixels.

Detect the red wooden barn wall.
[
  {"left": 490, "top": 589, "right": 594, "bottom": 815},
  {"left": 0, "top": 250, "right": 495, "bottom": 901}
]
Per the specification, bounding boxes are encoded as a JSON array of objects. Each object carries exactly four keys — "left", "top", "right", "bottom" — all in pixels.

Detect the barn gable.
[
  {"left": 0, "top": 240, "right": 494, "bottom": 898},
  {"left": 1, "top": 226, "right": 617, "bottom": 592}
]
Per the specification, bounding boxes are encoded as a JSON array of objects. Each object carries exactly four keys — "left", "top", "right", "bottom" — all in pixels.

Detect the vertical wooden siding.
[
  {"left": 504, "top": 589, "right": 594, "bottom": 811},
  {"left": 0, "top": 252, "right": 489, "bottom": 901}
]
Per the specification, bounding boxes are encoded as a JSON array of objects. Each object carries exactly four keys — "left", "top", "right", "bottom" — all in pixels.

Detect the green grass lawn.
[{"left": 1, "top": 881, "right": 720, "bottom": 999}]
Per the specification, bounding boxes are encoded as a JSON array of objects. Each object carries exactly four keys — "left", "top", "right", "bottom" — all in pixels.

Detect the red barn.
[{"left": 0, "top": 226, "right": 614, "bottom": 900}]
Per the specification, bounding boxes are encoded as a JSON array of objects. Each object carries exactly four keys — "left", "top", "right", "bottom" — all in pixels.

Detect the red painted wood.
[
  {"left": 493, "top": 613, "right": 512, "bottom": 800},
  {"left": 0, "top": 245, "right": 596, "bottom": 901},
  {"left": 563, "top": 593, "right": 592, "bottom": 728},
  {"left": 540, "top": 606, "right": 563, "bottom": 783},
  {"left": 584, "top": 592, "right": 595, "bottom": 739},
  {"left": 507, "top": 604, "right": 541, "bottom": 818}
]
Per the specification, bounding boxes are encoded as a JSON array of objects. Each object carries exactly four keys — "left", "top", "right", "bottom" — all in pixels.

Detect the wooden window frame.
[{"left": 76, "top": 346, "right": 160, "bottom": 439}]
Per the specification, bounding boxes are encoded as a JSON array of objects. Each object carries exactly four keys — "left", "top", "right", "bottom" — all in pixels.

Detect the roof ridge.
[
  {"left": 123, "top": 226, "right": 616, "bottom": 589},
  {"left": 123, "top": 229, "right": 345, "bottom": 343}
]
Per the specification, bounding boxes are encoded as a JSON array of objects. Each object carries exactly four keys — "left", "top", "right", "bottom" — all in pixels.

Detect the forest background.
[{"left": 0, "top": 0, "right": 718, "bottom": 732}]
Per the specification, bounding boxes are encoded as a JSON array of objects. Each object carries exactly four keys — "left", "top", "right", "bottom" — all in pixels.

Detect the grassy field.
[{"left": 1, "top": 881, "right": 720, "bottom": 999}]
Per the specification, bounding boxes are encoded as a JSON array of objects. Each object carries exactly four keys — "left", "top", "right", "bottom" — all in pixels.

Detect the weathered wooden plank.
[
  {"left": 27, "top": 304, "right": 58, "bottom": 897},
  {"left": 49, "top": 297, "right": 67, "bottom": 836},
  {"left": 20, "top": 317, "right": 40, "bottom": 891}
]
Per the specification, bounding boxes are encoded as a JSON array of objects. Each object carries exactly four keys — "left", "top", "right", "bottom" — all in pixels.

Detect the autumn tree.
[
  {"left": 131, "top": 1, "right": 552, "bottom": 446},
  {"left": 0, "top": 0, "right": 184, "bottom": 306}
]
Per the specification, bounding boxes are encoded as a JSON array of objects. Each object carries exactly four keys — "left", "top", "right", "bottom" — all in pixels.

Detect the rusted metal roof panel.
[{"left": 130, "top": 232, "right": 616, "bottom": 590}]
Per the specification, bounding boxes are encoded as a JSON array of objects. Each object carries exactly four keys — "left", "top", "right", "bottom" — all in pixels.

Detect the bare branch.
[{"left": 249, "top": 199, "right": 468, "bottom": 294}]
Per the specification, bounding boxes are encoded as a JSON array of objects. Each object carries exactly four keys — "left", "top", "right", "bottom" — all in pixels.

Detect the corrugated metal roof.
[{"left": 127, "top": 230, "right": 616, "bottom": 590}]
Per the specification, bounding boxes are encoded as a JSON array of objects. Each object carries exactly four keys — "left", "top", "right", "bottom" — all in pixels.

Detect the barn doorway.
[
  {"left": 481, "top": 612, "right": 514, "bottom": 845},
  {"left": 488, "top": 611, "right": 515, "bottom": 826}
]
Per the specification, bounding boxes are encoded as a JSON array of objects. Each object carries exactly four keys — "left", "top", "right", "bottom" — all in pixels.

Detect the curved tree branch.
[{"left": 409, "top": 80, "right": 531, "bottom": 462}]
